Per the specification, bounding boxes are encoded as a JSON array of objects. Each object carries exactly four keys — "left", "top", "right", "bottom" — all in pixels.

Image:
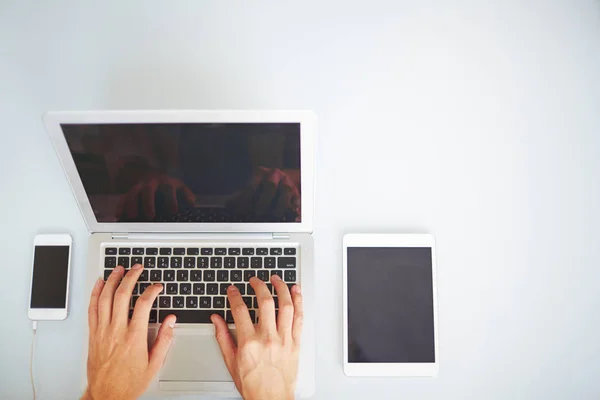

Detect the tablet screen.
[{"left": 347, "top": 247, "right": 435, "bottom": 363}]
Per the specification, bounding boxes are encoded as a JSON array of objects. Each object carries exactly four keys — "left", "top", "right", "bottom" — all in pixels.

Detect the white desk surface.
[{"left": 1, "top": 1, "right": 600, "bottom": 399}]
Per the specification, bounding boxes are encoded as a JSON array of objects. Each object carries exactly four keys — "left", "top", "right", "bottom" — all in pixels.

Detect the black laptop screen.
[{"left": 61, "top": 123, "right": 301, "bottom": 223}]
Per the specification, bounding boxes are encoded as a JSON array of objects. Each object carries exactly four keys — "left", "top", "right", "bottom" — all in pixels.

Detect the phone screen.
[{"left": 30, "top": 245, "right": 70, "bottom": 309}]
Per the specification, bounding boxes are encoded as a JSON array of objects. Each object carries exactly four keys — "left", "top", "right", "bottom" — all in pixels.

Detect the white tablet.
[{"left": 343, "top": 234, "right": 439, "bottom": 377}]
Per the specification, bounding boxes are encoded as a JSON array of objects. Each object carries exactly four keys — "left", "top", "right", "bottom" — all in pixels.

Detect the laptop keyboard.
[{"left": 103, "top": 245, "right": 298, "bottom": 324}]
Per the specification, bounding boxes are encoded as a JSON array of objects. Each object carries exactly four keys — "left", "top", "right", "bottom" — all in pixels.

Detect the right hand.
[
  {"left": 116, "top": 175, "right": 195, "bottom": 220},
  {"left": 211, "top": 276, "right": 303, "bottom": 400}
]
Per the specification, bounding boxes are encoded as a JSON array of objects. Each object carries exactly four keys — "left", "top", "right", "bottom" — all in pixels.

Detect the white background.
[{"left": 1, "top": 1, "right": 599, "bottom": 399}]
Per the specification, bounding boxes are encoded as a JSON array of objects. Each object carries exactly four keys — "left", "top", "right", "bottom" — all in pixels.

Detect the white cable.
[{"left": 30, "top": 321, "right": 38, "bottom": 400}]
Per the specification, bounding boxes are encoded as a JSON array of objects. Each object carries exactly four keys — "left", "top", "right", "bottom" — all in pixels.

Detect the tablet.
[{"left": 342, "top": 234, "right": 439, "bottom": 377}]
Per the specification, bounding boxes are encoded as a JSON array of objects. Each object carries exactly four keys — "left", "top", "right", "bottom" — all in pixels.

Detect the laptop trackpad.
[{"left": 159, "top": 328, "right": 234, "bottom": 383}]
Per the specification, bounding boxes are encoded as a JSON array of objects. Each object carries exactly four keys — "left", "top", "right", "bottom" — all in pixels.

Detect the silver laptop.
[{"left": 44, "top": 110, "right": 316, "bottom": 397}]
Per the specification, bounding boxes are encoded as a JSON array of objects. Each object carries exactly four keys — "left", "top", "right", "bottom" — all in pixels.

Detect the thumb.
[
  {"left": 147, "top": 315, "right": 176, "bottom": 376},
  {"left": 211, "top": 314, "right": 236, "bottom": 373}
]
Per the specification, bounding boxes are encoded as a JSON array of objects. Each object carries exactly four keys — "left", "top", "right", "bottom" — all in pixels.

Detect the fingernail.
[
  {"left": 168, "top": 316, "right": 176, "bottom": 328},
  {"left": 272, "top": 274, "right": 281, "bottom": 281},
  {"left": 294, "top": 285, "right": 301, "bottom": 294},
  {"left": 228, "top": 285, "right": 237, "bottom": 292},
  {"left": 132, "top": 263, "right": 142, "bottom": 270},
  {"left": 115, "top": 265, "right": 123, "bottom": 273},
  {"left": 95, "top": 278, "right": 103, "bottom": 288}
]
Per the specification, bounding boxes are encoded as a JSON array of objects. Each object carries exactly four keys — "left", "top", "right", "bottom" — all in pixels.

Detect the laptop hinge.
[
  {"left": 272, "top": 233, "right": 290, "bottom": 240},
  {"left": 112, "top": 233, "right": 129, "bottom": 240},
  {"left": 111, "top": 232, "right": 276, "bottom": 240}
]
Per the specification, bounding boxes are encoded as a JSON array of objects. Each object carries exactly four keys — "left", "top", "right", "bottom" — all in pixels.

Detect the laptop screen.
[{"left": 60, "top": 123, "right": 301, "bottom": 223}]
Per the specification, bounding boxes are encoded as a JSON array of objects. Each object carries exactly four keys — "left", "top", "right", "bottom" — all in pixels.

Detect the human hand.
[
  {"left": 227, "top": 167, "right": 300, "bottom": 221},
  {"left": 116, "top": 174, "right": 196, "bottom": 220},
  {"left": 211, "top": 276, "right": 303, "bottom": 400},
  {"left": 82, "top": 265, "right": 177, "bottom": 400}
]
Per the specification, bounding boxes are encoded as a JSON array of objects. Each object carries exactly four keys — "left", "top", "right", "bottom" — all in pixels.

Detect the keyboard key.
[
  {"left": 270, "top": 248, "right": 282, "bottom": 256},
  {"left": 159, "top": 309, "right": 223, "bottom": 323},
  {"left": 199, "top": 297, "right": 211, "bottom": 308},
  {"left": 273, "top": 296, "right": 279, "bottom": 308},
  {"left": 231, "top": 270, "right": 242, "bottom": 282},
  {"left": 204, "top": 270, "right": 215, "bottom": 281},
  {"left": 207, "top": 283, "right": 219, "bottom": 295},
  {"left": 149, "top": 310, "right": 158, "bottom": 323},
  {"left": 187, "top": 248, "right": 199, "bottom": 255},
  {"left": 139, "top": 270, "right": 149, "bottom": 281},
  {"left": 180, "top": 283, "right": 191, "bottom": 295},
  {"left": 210, "top": 257, "right": 223, "bottom": 268},
  {"left": 217, "top": 270, "right": 229, "bottom": 282},
  {"left": 228, "top": 248, "right": 241, "bottom": 255},
  {"left": 166, "top": 283, "right": 178, "bottom": 294},
  {"left": 191, "top": 270, "right": 203, "bottom": 281},
  {"left": 224, "top": 257, "right": 235, "bottom": 268},
  {"left": 170, "top": 257, "right": 182, "bottom": 268},
  {"left": 158, "top": 257, "right": 169, "bottom": 268},
  {"left": 234, "top": 283, "right": 245, "bottom": 295},
  {"left": 287, "top": 283, "right": 295, "bottom": 291},
  {"left": 173, "top": 297, "right": 185, "bottom": 308},
  {"left": 237, "top": 257, "right": 249, "bottom": 268},
  {"left": 226, "top": 309, "right": 256, "bottom": 324},
  {"left": 247, "top": 284, "right": 255, "bottom": 295},
  {"left": 186, "top": 296, "right": 198, "bottom": 308},
  {"left": 242, "top": 248, "right": 254, "bottom": 255},
  {"left": 118, "top": 257, "right": 130, "bottom": 269},
  {"left": 144, "top": 257, "right": 156, "bottom": 268},
  {"left": 277, "top": 257, "right": 296, "bottom": 269},
  {"left": 244, "top": 270, "right": 256, "bottom": 281},
  {"left": 140, "top": 282, "right": 151, "bottom": 294},
  {"left": 272, "top": 270, "right": 283, "bottom": 280},
  {"left": 193, "top": 283, "right": 205, "bottom": 295},
  {"left": 132, "top": 295, "right": 140, "bottom": 307},
  {"left": 184, "top": 257, "right": 196, "bottom": 268},
  {"left": 146, "top": 248, "right": 158, "bottom": 255},
  {"left": 150, "top": 270, "right": 162, "bottom": 282},
  {"left": 104, "top": 269, "right": 112, "bottom": 280},
  {"left": 174, "top": 248, "right": 185, "bottom": 255},
  {"left": 104, "top": 257, "right": 116, "bottom": 268},
  {"left": 284, "top": 248, "right": 297, "bottom": 255},
  {"left": 251, "top": 257, "right": 262, "bottom": 268},
  {"left": 197, "top": 257, "right": 209, "bottom": 268},
  {"left": 201, "top": 248, "right": 213, "bottom": 255},
  {"left": 284, "top": 270, "right": 296, "bottom": 282},
  {"left": 253, "top": 297, "right": 259, "bottom": 308},
  {"left": 242, "top": 296, "right": 252, "bottom": 308},
  {"left": 105, "top": 247, "right": 117, "bottom": 255},
  {"left": 160, "top": 248, "right": 172, "bottom": 255},
  {"left": 132, "top": 248, "right": 144, "bottom": 255},
  {"left": 177, "top": 270, "right": 189, "bottom": 281},
  {"left": 266, "top": 283, "right": 273, "bottom": 294},
  {"left": 257, "top": 270, "right": 270, "bottom": 281},
  {"left": 119, "top": 248, "right": 131, "bottom": 255},
  {"left": 220, "top": 283, "right": 230, "bottom": 295},
  {"left": 215, "top": 248, "right": 227, "bottom": 255},
  {"left": 159, "top": 296, "right": 171, "bottom": 308},
  {"left": 164, "top": 270, "right": 175, "bottom": 281},
  {"left": 264, "top": 257, "right": 276, "bottom": 268},
  {"left": 131, "top": 256, "right": 142, "bottom": 266},
  {"left": 213, "top": 296, "right": 226, "bottom": 308},
  {"left": 257, "top": 248, "right": 268, "bottom": 255}
]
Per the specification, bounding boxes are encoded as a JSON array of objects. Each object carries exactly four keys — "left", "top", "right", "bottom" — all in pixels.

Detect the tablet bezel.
[{"left": 342, "top": 233, "right": 439, "bottom": 377}]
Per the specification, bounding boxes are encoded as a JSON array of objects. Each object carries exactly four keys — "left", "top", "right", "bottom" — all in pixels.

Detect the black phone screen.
[{"left": 30, "top": 246, "right": 70, "bottom": 309}]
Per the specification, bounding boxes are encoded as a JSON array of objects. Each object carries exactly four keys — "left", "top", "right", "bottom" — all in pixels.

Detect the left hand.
[{"left": 82, "top": 265, "right": 177, "bottom": 400}]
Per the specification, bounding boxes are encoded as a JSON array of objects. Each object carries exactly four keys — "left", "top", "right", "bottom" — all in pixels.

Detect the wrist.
[{"left": 80, "top": 388, "right": 93, "bottom": 400}]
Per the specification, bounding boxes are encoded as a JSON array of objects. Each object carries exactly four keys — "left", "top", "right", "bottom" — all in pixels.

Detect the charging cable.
[{"left": 31, "top": 321, "right": 38, "bottom": 400}]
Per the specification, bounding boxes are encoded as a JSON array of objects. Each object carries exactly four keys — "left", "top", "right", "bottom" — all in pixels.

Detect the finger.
[
  {"left": 249, "top": 277, "right": 277, "bottom": 336},
  {"left": 129, "top": 283, "right": 164, "bottom": 334},
  {"left": 255, "top": 171, "right": 282, "bottom": 218},
  {"left": 111, "top": 264, "right": 144, "bottom": 327},
  {"left": 116, "top": 196, "right": 127, "bottom": 220},
  {"left": 291, "top": 284, "right": 304, "bottom": 344},
  {"left": 126, "top": 184, "right": 144, "bottom": 219},
  {"left": 88, "top": 278, "right": 105, "bottom": 336},
  {"left": 227, "top": 173, "right": 264, "bottom": 213},
  {"left": 147, "top": 314, "right": 177, "bottom": 377},
  {"left": 272, "top": 182, "right": 293, "bottom": 218},
  {"left": 226, "top": 285, "right": 255, "bottom": 338},
  {"left": 98, "top": 266, "right": 125, "bottom": 327},
  {"left": 141, "top": 180, "right": 159, "bottom": 219},
  {"left": 271, "top": 275, "right": 294, "bottom": 338},
  {"left": 160, "top": 184, "right": 179, "bottom": 215},
  {"left": 211, "top": 314, "right": 237, "bottom": 374},
  {"left": 182, "top": 186, "right": 196, "bottom": 207}
]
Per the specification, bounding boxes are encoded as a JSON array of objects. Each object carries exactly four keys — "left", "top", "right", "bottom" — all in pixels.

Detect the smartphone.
[{"left": 28, "top": 234, "right": 73, "bottom": 321}]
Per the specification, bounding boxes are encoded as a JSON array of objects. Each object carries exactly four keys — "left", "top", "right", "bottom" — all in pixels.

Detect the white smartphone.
[
  {"left": 28, "top": 234, "right": 73, "bottom": 321},
  {"left": 342, "top": 233, "right": 439, "bottom": 377}
]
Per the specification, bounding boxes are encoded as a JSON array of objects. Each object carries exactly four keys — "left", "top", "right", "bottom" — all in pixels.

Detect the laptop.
[{"left": 44, "top": 110, "right": 316, "bottom": 397}]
